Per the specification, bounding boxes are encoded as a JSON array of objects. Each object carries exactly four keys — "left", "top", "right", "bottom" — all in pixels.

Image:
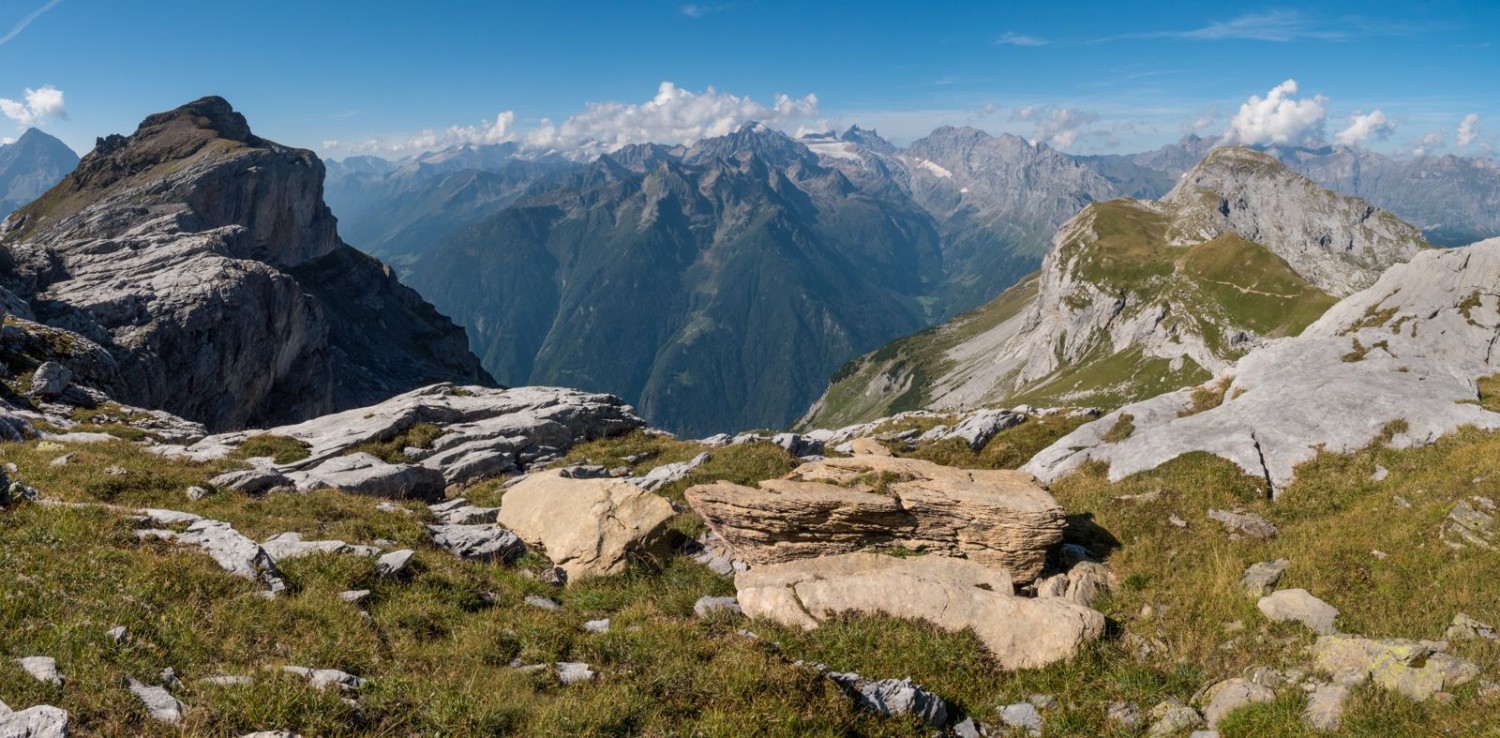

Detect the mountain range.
[{"left": 6, "top": 115, "right": 1499, "bottom": 436}]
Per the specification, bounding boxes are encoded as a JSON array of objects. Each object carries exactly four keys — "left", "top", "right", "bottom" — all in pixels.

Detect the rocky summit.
[{"left": 0, "top": 97, "right": 489, "bottom": 431}]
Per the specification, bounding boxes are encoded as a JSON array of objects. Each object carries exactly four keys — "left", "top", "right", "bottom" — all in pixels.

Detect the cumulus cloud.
[
  {"left": 327, "top": 82, "right": 819, "bottom": 158},
  {"left": 1, "top": 136, "right": 14, "bottom": 145},
  {"left": 1010, "top": 105, "right": 1099, "bottom": 150},
  {"left": 1223, "top": 79, "right": 1326, "bottom": 146},
  {"left": 1457, "top": 113, "right": 1480, "bottom": 147},
  {"left": 1334, "top": 109, "right": 1396, "bottom": 146},
  {"left": 0, "top": 85, "right": 66, "bottom": 127},
  {"left": 995, "top": 32, "right": 1047, "bottom": 46}
]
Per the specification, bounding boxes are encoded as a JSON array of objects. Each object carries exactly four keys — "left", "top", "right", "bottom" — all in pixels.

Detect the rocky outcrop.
[
  {"left": 0, "top": 702, "right": 70, "bottom": 738},
  {"left": 686, "top": 456, "right": 1064, "bottom": 584},
  {"left": 1312, "top": 635, "right": 1481, "bottom": 701},
  {"left": 735, "top": 553, "right": 1105, "bottom": 670},
  {"left": 0, "top": 97, "right": 489, "bottom": 431},
  {"left": 497, "top": 469, "right": 675, "bottom": 580},
  {"left": 1026, "top": 238, "right": 1500, "bottom": 494},
  {"left": 159, "top": 383, "right": 645, "bottom": 487}
]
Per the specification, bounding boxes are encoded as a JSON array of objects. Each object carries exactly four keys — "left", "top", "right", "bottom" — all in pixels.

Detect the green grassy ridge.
[
  {"left": 2, "top": 420, "right": 1498, "bottom": 736},
  {"left": 801, "top": 273, "right": 1041, "bottom": 430},
  {"left": 804, "top": 200, "right": 1340, "bottom": 427}
]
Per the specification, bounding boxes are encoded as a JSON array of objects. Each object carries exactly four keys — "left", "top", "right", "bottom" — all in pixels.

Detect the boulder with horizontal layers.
[
  {"left": 735, "top": 552, "right": 1104, "bottom": 670},
  {"left": 687, "top": 456, "right": 1065, "bottom": 584},
  {"left": 497, "top": 469, "right": 675, "bottom": 581}
]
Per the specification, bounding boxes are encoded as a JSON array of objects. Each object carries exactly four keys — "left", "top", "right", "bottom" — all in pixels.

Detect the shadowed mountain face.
[
  {"left": 0, "top": 97, "right": 490, "bottom": 430},
  {"left": 325, "top": 123, "right": 1499, "bottom": 436},
  {"left": 409, "top": 125, "right": 946, "bottom": 436},
  {"left": 0, "top": 128, "right": 79, "bottom": 218}
]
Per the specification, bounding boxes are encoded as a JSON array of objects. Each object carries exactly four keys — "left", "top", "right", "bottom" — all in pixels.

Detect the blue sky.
[{"left": 0, "top": 0, "right": 1495, "bottom": 159}]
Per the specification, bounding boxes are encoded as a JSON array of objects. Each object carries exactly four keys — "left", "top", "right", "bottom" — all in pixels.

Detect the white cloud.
[
  {"left": 1334, "top": 109, "right": 1396, "bottom": 146},
  {"left": 1223, "top": 79, "right": 1326, "bottom": 146},
  {"left": 1457, "top": 113, "right": 1480, "bottom": 147},
  {"left": 1010, "top": 105, "right": 1099, "bottom": 150},
  {"left": 0, "top": 85, "right": 66, "bottom": 127},
  {"left": 1, "top": 136, "right": 14, "bottom": 145},
  {"left": 1408, "top": 131, "right": 1446, "bottom": 157},
  {"left": 1180, "top": 10, "right": 1346, "bottom": 42},
  {"left": 328, "top": 82, "right": 818, "bottom": 158},
  {"left": 995, "top": 32, "right": 1047, "bottom": 46}
]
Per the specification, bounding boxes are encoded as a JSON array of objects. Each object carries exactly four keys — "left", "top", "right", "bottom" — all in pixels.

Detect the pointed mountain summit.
[
  {"left": 802, "top": 147, "right": 1429, "bottom": 429},
  {"left": 0, "top": 96, "right": 490, "bottom": 430},
  {"left": 0, "top": 127, "right": 79, "bottom": 218}
]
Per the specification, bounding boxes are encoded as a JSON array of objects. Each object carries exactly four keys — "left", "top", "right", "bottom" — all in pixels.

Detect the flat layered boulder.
[
  {"left": 735, "top": 553, "right": 1104, "bottom": 671},
  {"left": 497, "top": 469, "right": 675, "bottom": 581},
  {"left": 686, "top": 456, "right": 1065, "bottom": 583}
]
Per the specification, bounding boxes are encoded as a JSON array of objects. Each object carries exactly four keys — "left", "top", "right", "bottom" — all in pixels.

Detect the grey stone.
[
  {"left": 198, "top": 675, "right": 255, "bottom": 686},
  {"left": 0, "top": 704, "right": 69, "bottom": 738},
  {"left": 1442, "top": 497, "right": 1495, "bottom": 550},
  {"left": 281, "top": 666, "right": 364, "bottom": 691},
  {"left": 260, "top": 532, "right": 380, "bottom": 561},
  {"left": 288, "top": 453, "right": 446, "bottom": 500},
  {"left": 827, "top": 673, "right": 949, "bottom": 728},
  {"left": 694, "top": 596, "right": 742, "bottom": 618},
  {"left": 28, "top": 362, "right": 71, "bottom": 399},
  {"left": 555, "top": 662, "right": 595, "bottom": 685},
  {"left": 1148, "top": 706, "right": 1203, "bottom": 737},
  {"left": 15, "top": 657, "right": 62, "bottom": 686},
  {"left": 424, "top": 524, "right": 526, "bottom": 563},
  {"left": 949, "top": 408, "right": 1025, "bottom": 450},
  {"left": 128, "top": 679, "right": 184, "bottom": 724},
  {"left": 136, "top": 511, "right": 285, "bottom": 593},
  {"left": 185, "top": 485, "right": 209, "bottom": 500},
  {"left": 1207, "top": 509, "right": 1278, "bottom": 539},
  {"left": 997, "top": 702, "right": 1042, "bottom": 736},
  {"left": 1445, "top": 612, "right": 1497, "bottom": 641},
  {"left": 583, "top": 619, "right": 610, "bottom": 633},
  {"left": 1241, "top": 559, "right": 1290, "bottom": 597},
  {"left": 626, "top": 452, "right": 711, "bottom": 491},
  {"left": 209, "top": 468, "right": 293, "bottom": 496},
  {"left": 105, "top": 626, "right": 128, "bottom": 644},
  {"left": 1107, "top": 701, "right": 1140, "bottom": 727},
  {"left": 338, "top": 590, "right": 371, "bottom": 604},
  {"left": 1202, "top": 677, "right": 1275, "bottom": 728},
  {"left": 374, "top": 549, "right": 415, "bottom": 579},
  {"left": 47, "top": 454, "right": 73, "bottom": 467},
  {"left": 1258, "top": 589, "right": 1338, "bottom": 634},
  {"left": 525, "top": 595, "right": 563, "bottom": 612}
]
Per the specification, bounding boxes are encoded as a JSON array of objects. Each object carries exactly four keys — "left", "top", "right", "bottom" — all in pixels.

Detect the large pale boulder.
[
  {"left": 497, "top": 469, "right": 675, "bottom": 580},
  {"left": 687, "top": 456, "right": 1065, "bottom": 583},
  {"left": 0, "top": 704, "right": 69, "bottom": 738},
  {"left": 1311, "top": 635, "right": 1480, "bottom": 701},
  {"left": 735, "top": 552, "right": 1104, "bottom": 670}
]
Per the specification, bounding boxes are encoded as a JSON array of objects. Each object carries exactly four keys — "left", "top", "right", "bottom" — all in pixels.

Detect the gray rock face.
[
  {"left": 1027, "top": 238, "right": 1500, "bottom": 494},
  {"left": 1311, "top": 635, "right": 1480, "bottom": 701},
  {"left": 1162, "top": 147, "right": 1425, "bottom": 297},
  {"left": 1442, "top": 497, "right": 1495, "bottom": 550},
  {"left": 1201, "top": 678, "right": 1275, "bottom": 728},
  {"left": 0, "top": 97, "right": 489, "bottom": 431},
  {"left": 164, "top": 384, "right": 644, "bottom": 488}
]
